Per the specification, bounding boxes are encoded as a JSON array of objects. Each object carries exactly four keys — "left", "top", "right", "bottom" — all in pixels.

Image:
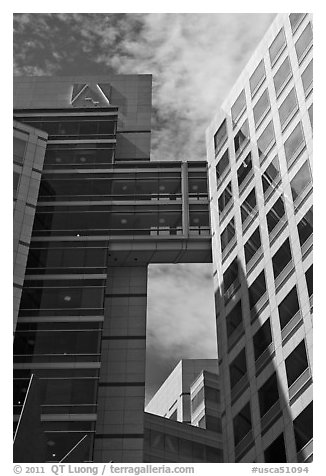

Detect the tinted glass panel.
[
  {"left": 216, "top": 149, "right": 230, "bottom": 183},
  {"left": 253, "top": 90, "right": 270, "bottom": 127},
  {"left": 279, "top": 88, "right": 298, "bottom": 129},
  {"left": 266, "top": 196, "right": 286, "bottom": 234},
  {"left": 297, "top": 207, "right": 313, "bottom": 246},
  {"left": 301, "top": 59, "right": 313, "bottom": 96},
  {"left": 244, "top": 227, "right": 261, "bottom": 264},
  {"left": 290, "top": 161, "right": 312, "bottom": 202},
  {"left": 258, "top": 372, "right": 279, "bottom": 416},
  {"left": 272, "top": 238, "right": 292, "bottom": 279},
  {"left": 257, "top": 121, "right": 275, "bottom": 158},
  {"left": 273, "top": 57, "right": 292, "bottom": 96},
  {"left": 250, "top": 60, "right": 266, "bottom": 96},
  {"left": 231, "top": 90, "right": 246, "bottom": 124},
  {"left": 253, "top": 319, "right": 272, "bottom": 360},
  {"left": 214, "top": 120, "right": 228, "bottom": 154},
  {"left": 295, "top": 22, "right": 313, "bottom": 62},
  {"left": 278, "top": 286, "right": 300, "bottom": 329},
  {"left": 269, "top": 28, "right": 286, "bottom": 65},
  {"left": 221, "top": 218, "right": 235, "bottom": 252},
  {"left": 249, "top": 270, "right": 266, "bottom": 309},
  {"left": 285, "top": 340, "right": 309, "bottom": 387},
  {"left": 233, "top": 402, "right": 252, "bottom": 446}
]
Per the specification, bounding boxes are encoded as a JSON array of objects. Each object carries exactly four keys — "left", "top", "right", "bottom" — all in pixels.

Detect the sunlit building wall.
[{"left": 206, "top": 13, "right": 313, "bottom": 463}]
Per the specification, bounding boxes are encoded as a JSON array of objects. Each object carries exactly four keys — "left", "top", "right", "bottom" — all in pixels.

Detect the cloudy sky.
[{"left": 13, "top": 12, "right": 276, "bottom": 402}]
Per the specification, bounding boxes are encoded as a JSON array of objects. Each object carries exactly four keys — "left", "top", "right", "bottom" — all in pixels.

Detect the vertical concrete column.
[{"left": 94, "top": 266, "right": 148, "bottom": 462}]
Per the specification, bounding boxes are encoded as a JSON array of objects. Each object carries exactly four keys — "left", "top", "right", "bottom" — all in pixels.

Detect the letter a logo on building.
[{"left": 71, "top": 82, "right": 111, "bottom": 107}]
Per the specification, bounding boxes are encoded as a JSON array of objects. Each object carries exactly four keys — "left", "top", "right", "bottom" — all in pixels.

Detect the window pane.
[
  {"left": 284, "top": 122, "right": 305, "bottom": 166},
  {"left": 269, "top": 28, "right": 286, "bottom": 65},
  {"left": 221, "top": 218, "right": 235, "bottom": 252},
  {"left": 250, "top": 60, "right": 266, "bottom": 96},
  {"left": 278, "top": 286, "right": 300, "bottom": 329},
  {"left": 301, "top": 59, "right": 313, "bottom": 96},
  {"left": 216, "top": 149, "right": 230, "bottom": 183},
  {"left": 13, "top": 137, "right": 27, "bottom": 164},
  {"left": 289, "top": 13, "right": 306, "bottom": 33},
  {"left": 285, "top": 340, "right": 309, "bottom": 387},
  {"left": 231, "top": 90, "right": 246, "bottom": 125},
  {"left": 253, "top": 319, "right": 272, "bottom": 360},
  {"left": 253, "top": 90, "right": 270, "bottom": 127},
  {"left": 257, "top": 121, "right": 275, "bottom": 158},
  {"left": 223, "top": 258, "right": 238, "bottom": 291},
  {"left": 226, "top": 300, "right": 243, "bottom": 339},
  {"left": 279, "top": 88, "right": 298, "bottom": 129},
  {"left": 294, "top": 402, "right": 313, "bottom": 452},
  {"left": 297, "top": 207, "right": 313, "bottom": 246},
  {"left": 290, "top": 161, "right": 312, "bottom": 202},
  {"left": 214, "top": 120, "right": 228, "bottom": 154},
  {"left": 233, "top": 402, "right": 251, "bottom": 446},
  {"left": 295, "top": 22, "right": 313, "bottom": 63},
  {"left": 273, "top": 57, "right": 292, "bottom": 96},
  {"left": 241, "top": 188, "right": 257, "bottom": 225},
  {"left": 218, "top": 182, "right": 233, "bottom": 214},
  {"left": 230, "top": 348, "right": 247, "bottom": 389},
  {"left": 234, "top": 120, "right": 249, "bottom": 155},
  {"left": 266, "top": 196, "right": 286, "bottom": 234},
  {"left": 262, "top": 156, "right": 281, "bottom": 195},
  {"left": 272, "top": 238, "right": 292, "bottom": 279},
  {"left": 258, "top": 372, "right": 279, "bottom": 416},
  {"left": 237, "top": 153, "right": 253, "bottom": 189},
  {"left": 305, "top": 265, "right": 313, "bottom": 297},
  {"left": 244, "top": 227, "right": 261, "bottom": 265},
  {"left": 264, "top": 433, "right": 287, "bottom": 462},
  {"left": 308, "top": 104, "right": 313, "bottom": 128},
  {"left": 249, "top": 270, "right": 266, "bottom": 309}
]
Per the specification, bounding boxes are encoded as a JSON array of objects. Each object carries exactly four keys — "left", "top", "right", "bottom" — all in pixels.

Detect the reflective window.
[
  {"left": 266, "top": 196, "right": 286, "bottom": 235},
  {"left": 253, "top": 90, "right": 270, "bottom": 128},
  {"left": 234, "top": 120, "right": 249, "bottom": 155},
  {"left": 297, "top": 207, "right": 313, "bottom": 246},
  {"left": 269, "top": 28, "right": 287, "bottom": 66},
  {"left": 289, "top": 13, "right": 306, "bottom": 33},
  {"left": 237, "top": 153, "right": 253, "bottom": 191},
  {"left": 293, "top": 402, "right": 313, "bottom": 452},
  {"left": 305, "top": 265, "right": 313, "bottom": 297},
  {"left": 272, "top": 238, "right": 292, "bottom": 279},
  {"left": 253, "top": 318, "right": 272, "bottom": 360},
  {"left": 216, "top": 149, "right": 230, "bottom": 186},
  {"left": 301, "top": 59, "right": 313, "bottom": 96},
  {"left": 262, "top": 156, "right": 281, "bottom": 197},
  {"left": 218, "top": 182, "right": 233, "bottom": 215},
  {"left": 14, "top": 171, "right": 20, "bottom": 192},
  {"left": 241, "top": 188, "right": 257, "bottom": 226},
  {"left": 284, "top": 122, "right": 305, "bottom": 167},
  {"left": 214, "top": 120, "right": 228, "bottom": 155},
  {"left": 13, "top": 137, "right": 27, "bottom": 164},
  {"left": 244, "top": 227, "right": 262, "bottom": 265},
  {"left": 226, "top": 300, "right": 243, "bottom": 341},
  {"left": 279, "top": 88, "right": 298, "bottom": 130},
  {"left": 44, "top": 143, "right": 115, "bottom": 169},
  {"left": 295, "top": 22, "right": 313, "bottom": 63},
  {"left": 233, "top": 402, "right": 252, "bottom": 446},
  {"left": 290, "top": 161, "right": 312, "bottom": 203},
  {"left": 221, "top": 218, "right": 236, "bottom": 253},
  {"left": 249, "top": 270, "right": 267, "bottom": 309},
  {"left": 285, "top": 340, "right": 309, "bottom": 387},
  {"left": 230, "top": 348, "right": 247, "bottom": 390},
  {"left": 250, "top": 60, "right": 266, "bottom": 97},
  {"left": 231, "top": 90, "right": 246, "bottom": 125},
  {"left": 191, "top": 387, "right": 204, "bottom": 412},
  {"left": 308, "top": 104, "right": 313, "bottom": 128},
  {"left": 278, "top": 286, "right": 300, "bottom": 330},
  {"left": 223, "top": 258, "right": 238, "bottom": 293},
  {"left": 273, "top": 57, "right": 292, "bottom": 96},
  {"left": 264, "top": 433, "right": 287, "bottom": 462},
  {"left": 258, "top": 372, "right": 279, "bottom": 417},
  {"left": 257, "top": 120, "right": 275, "bottom": 161}
]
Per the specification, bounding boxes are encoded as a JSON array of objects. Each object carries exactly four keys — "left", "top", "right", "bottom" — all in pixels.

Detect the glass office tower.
[
  {"left": 206, "top": 13, "right": 313, "bottom": 463},
  {"left": 13, "top": 75, "right": 212, "bottom": 463}
]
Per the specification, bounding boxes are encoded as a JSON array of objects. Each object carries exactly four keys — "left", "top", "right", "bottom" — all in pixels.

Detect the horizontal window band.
[
  {"left": 105, "top": 293, "right": 147, "bottom": 298},
  {"left": 98, "top": 382, "right": 145, "bottom": 387},
  {"left": 18, "top": 240, "right": 30, "bottom": 247},
  {"left": 32, "top": 167, "right": 42, "bottom": 174},
  {"left": 101, "top": 336, "right": 146, "bottom": 340},
  {"left": 95, "top": 434, "right": 144, "bottom": 439}
]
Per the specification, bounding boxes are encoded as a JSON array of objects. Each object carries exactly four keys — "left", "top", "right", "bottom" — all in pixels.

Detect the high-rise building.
[
  {"left": 13, "top": 75, "right": 212, "bottom": 463},
  {"left": 206, "top": 13, "right": 313, "bottom": 463}
]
